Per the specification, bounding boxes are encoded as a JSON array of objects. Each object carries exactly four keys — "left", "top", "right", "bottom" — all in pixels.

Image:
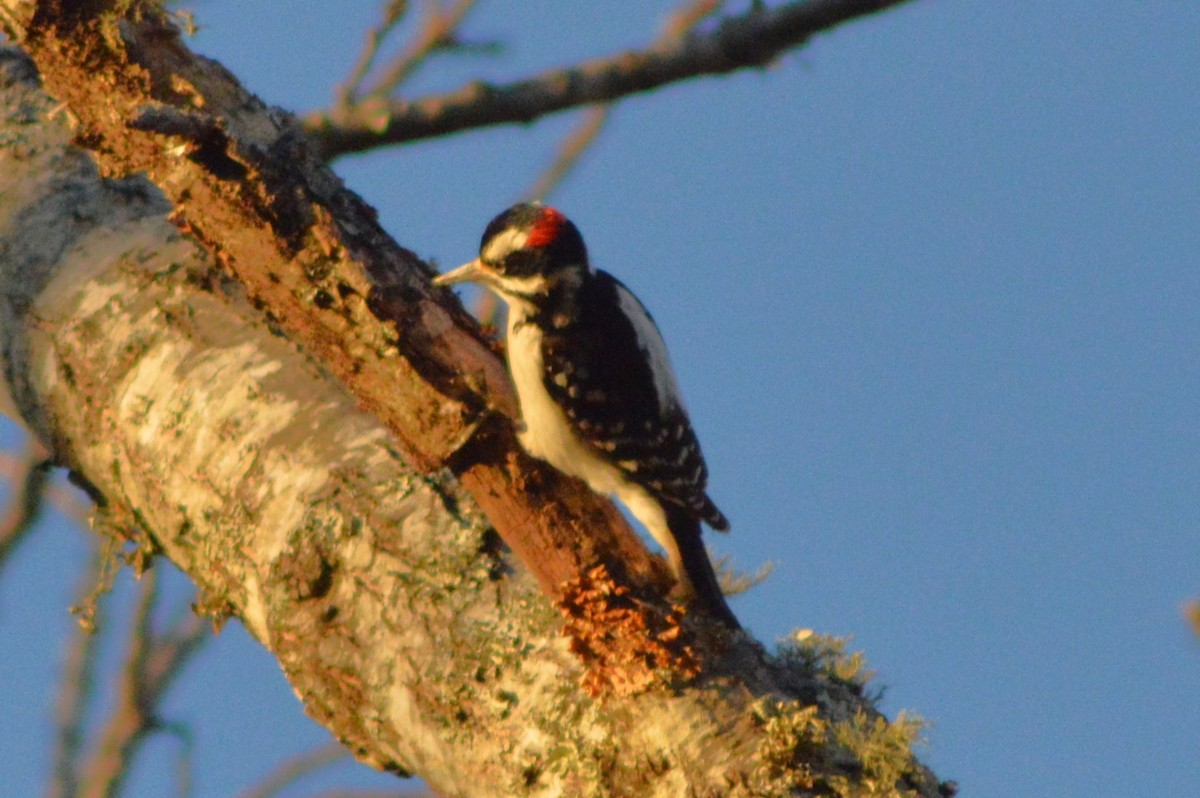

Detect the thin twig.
[
  {"left": 0, "top": 439, "right": 52, "bottom": 577},
  {"left": 366, "top": 0, "right": 482, "bottom": 99},
  {"left": 0, "top": 449, "right": 93, "bottom": 528},
  {"left": 304, "top": 0, "right": 918, "bottom": 158},
  {"left": 236, "top": 742, "right": 350, "bottom": 798},
  {"left": 523, "top": 0, "right": 725, "bottom": 201},
  {"left": 155, "top": 720, "right": 196, "bottom": 798},
  {"left": 337, "top": 0, "right": 411, "bottom": 106},
  {"left": 662, "top": 0, "right": 727, "bottom": 39},
  {"left": 143, "top": 610, "right": 209, "bottom": 696},
  {"left": 79, "top": 569, "right": 211, "bottom": 798},
  {"left": 522, "top": 105, "right": 610, "bottom": 202},
  {"left": 48, "top": 541, "right": 108, "bottom": 798},
  {"left": 79, "top": 568, "right": 161, "bottom": 798}
]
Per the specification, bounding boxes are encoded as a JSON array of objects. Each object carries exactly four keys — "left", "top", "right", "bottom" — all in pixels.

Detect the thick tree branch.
[
  {"left": 303, "top": 0, "right": 917, "bottom": 159},
  {"left": 0, "top": 4, "right": 947, "bottom": 794},
  {"left": 1, "top": 0, "right": 667, "bottom": 625}
]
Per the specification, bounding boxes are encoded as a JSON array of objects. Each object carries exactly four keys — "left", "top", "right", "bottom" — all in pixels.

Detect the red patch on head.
[{"left": 526, "top": 206, "right": 566, "bottom": 248}]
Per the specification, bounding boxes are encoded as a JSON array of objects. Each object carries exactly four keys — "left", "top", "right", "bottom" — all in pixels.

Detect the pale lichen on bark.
[{"left": 0, "top": 45, "right": 543, "bottom": 786}]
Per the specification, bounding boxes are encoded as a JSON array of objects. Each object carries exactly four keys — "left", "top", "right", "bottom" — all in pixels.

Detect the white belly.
[
  {"left": 507, "top": 315, "right": 606, "bottom": 484},
  {"left": 505, "top": 312, "right": 675, "bottom": 558}
]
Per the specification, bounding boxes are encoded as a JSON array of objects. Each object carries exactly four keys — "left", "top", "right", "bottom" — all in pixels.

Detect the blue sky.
[{"left": 2, "top": 2, "right": 1198, "bottom": 796}]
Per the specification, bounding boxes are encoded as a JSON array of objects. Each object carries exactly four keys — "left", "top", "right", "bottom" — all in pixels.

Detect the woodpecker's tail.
[{"left": 665, "top": 506, "right": 741, "bottom": 630}]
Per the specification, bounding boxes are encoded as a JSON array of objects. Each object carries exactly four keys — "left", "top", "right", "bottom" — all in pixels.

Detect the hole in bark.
[
  {"left": 188, "top": 138, "right": 248, "bottom": 181},
  {"left": 308, "top": 556, "right": 335, "bottom": 599}
]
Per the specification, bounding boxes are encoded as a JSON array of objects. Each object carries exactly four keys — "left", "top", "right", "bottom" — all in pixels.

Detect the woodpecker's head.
[{"left": 433, "top": 203, "right": 588, "bottom": 305}]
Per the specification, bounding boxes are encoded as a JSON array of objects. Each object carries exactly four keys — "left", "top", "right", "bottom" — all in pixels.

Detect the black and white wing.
[{"left": 539, "top": 270, "right": 727, "bottom": 530}]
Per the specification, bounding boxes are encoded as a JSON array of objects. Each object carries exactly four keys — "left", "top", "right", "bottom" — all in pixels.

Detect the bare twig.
[
  {"left": 523, "top": 0, "right": 725, "bottom": 200},
  {"left": 522, "top": 105, "right": 610, "bottom": 201},
  {"left": 366, "top": 0, "right": 481, "bottom": 99},
  {"left": 1185, "top": 600, "right": 1200, "bottom": 639},
  {"left": 662, "top": 0, "right": 727, "bottom": 39},
  {"left": 48, "top": 542, "right": 108, "bottom": 798},
  {"left": 155, "top": 720, "right": 196, "bottom": 798},
  {"left": 304, "top": 0, "right": 918, "bottom": 158},
  {"left": 237, "top": 742, "right": 351, "bottom": 798},
  {"left": 0, "top": 449, "right": 91, "bottom": 528},
  {"left": 79, "top": 568, "right": 161, "bottom": 798},
  {"left": 79, "top": 569, "right": 210, "bottom": 798},
  {"left": 0, "top": 439, "right": 52, "bottom": 577},
  {"left": 336, "top": 1, "right": 411, "bottom": 106}
]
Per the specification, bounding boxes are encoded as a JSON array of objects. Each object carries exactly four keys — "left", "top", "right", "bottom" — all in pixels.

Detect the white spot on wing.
[{"left": 613, "top": 283, "right": 685, "bottom": 414}]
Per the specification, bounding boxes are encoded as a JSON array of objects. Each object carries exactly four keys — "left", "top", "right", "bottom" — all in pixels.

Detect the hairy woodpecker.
[{"left": 434, "top": 203, "right": 739, "bottom": 628}]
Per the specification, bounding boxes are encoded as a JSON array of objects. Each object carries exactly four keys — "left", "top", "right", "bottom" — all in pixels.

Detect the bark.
[{"left": 0, "top": 4, "right": 947, "bottom": 796}]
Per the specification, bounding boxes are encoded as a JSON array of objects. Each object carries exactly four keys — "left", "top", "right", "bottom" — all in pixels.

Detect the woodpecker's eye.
[{"left": 498, "top": 248, "right": 539, "bottom": 276}]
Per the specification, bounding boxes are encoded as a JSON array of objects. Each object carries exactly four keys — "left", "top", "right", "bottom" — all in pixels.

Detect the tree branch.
[
  {"left": 0, "top": 0, "right": 667, "bottom": 624},
  {"left": 237, "top": 742, "right": 350, "bottom": 798},
  {"left": 304, "top": 0, "right": 918, "bottom": 159},
  {"left": 0, "top": 5, "right": 946, "bottom": 793},
  {"left": 0, "top": 438, "right": 51, "bottom": 578},
  {"left": 79, "top": 569, "right": 210, "bottom": 798},
  {"left": 48, "top": 543, "right": 107, "bottom": 798},
  {"left": 0, "top": 449, "right": 91, "bottom": 527},
  {"left": 336, "top": 0, "right": 411, "bottom": 107}
]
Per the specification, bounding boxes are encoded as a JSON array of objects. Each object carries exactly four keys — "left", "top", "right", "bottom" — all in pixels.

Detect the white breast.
[
  {"left": 505, "top": 307, "right": 676, "bottom": 564},
  {"left": 506, "top": 309, "right": 613, "bottom": 488}
]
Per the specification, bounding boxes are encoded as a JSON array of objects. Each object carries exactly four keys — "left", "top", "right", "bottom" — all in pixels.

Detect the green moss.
[
  {"left": 741, "top": 629, "right": 934, "bottom": 797},
  {"left": 745, "top": 697, "right": 929, "bottom": 797},
  {"left": 776, "top": 629, "right": 875, "bottom": 694},
  {"left": 747, "top": 698, "right": 828, "bottom": 795},
  {"left": 826, "top": 710, "right": 927, "bottom": 797}
]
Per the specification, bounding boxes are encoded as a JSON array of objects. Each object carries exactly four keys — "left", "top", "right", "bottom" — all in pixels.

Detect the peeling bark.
[
  {"left": 0, "top": 6, "right": 947, "bottom": 795},
  {"left": 5, "top": 0, "right": 662, "bottom": 610}
]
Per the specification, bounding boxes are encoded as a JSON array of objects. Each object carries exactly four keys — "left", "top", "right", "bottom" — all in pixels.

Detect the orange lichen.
[{"left": 557, "top": 563, "right": 701, "bottom": 697}]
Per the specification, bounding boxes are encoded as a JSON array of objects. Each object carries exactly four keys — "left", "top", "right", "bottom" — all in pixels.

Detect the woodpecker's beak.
[{"left": 432, "top": 258, "right": 485, "bottom": 287}]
